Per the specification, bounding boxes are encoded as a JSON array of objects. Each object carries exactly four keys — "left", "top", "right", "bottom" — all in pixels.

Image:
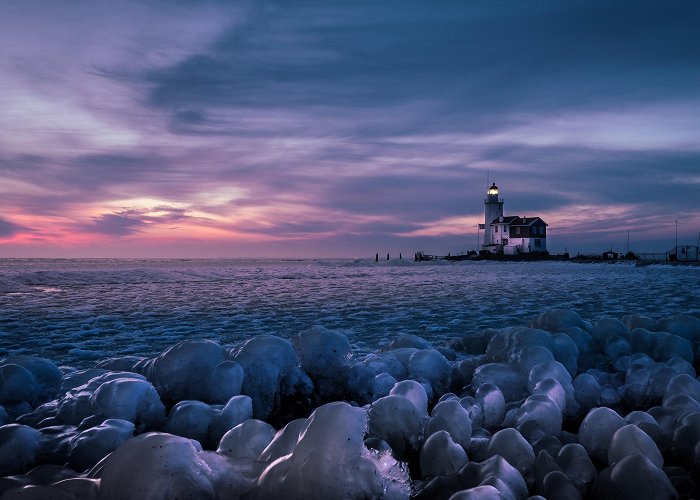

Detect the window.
[
  {"left": 515, "top": 227, "right": 520, "bottom": 235},
  {"left": 503, "top": 238, "right": 508, "bottom": 245},
  {"left": 495, "top": 226, "right": 498, "bottom": 233},
  {"left": 535, "top": 239, "right": 541, "bottom": 248}
]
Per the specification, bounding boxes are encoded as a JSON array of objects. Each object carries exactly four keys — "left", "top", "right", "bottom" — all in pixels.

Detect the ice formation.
[{"left": 1, "top": 307, "right": 700, "bottom": 498}]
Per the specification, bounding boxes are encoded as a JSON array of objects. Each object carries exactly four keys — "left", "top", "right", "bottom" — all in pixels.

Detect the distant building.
[
  {"left": 669, "top": 245, "right": 699, "bottom": 262},
  {"left": 479, "top": 183, "right": 548, "bottom": 255},
  {"left": 602, "top": 250, "right": 619, "bottom": 260}
]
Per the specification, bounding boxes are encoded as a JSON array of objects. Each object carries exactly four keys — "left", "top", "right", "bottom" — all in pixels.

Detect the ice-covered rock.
[
  {"left": 165, "top": 395, "right": 252, "bottom": 448},
  {"left": 578, "top": 407, "right": 626, "bottom": 464},
  {"left": 145, "top": 339, "right": 227, "bottom": 403},
  {"left": 68, "top": 418, "right": 135, "bottom": 471},
  {"left": 0, "top": 356, "right": 61, "bottom": 405},
  {"left": 551, "top": 333, "right": 579, "bottom": 378},
  {"left": 96, "top": 432, "right": 222, "bottom": 500},
  {"left": 251, "top": 402, "right": 410, "bottom": 499},
  {"left": 516, "top": 394, "right": 563, "bottom": 439},
  {"left": 541, "top": 470, "right": 582, "bottom": 500},
  {"left": 591, "top": 318, "right": 629, "bottom": 344},
  {"left": 415, "top": 455, "right": 528, "bottom": 500},
  {"left": 368, "top": 393, "right": 426, "bottom": 459},
  {"left": 407, "top": 349, "right": 451, "bottom": 399},
  {"left": 208, "top": 361, "right": 244, "bottom": 404},
  {"left": 572, "top": 373, "right": 601, "bottom": 411},
  {"left": 390, "top": 380, "right": 429, "bottom": 415},
  {"left": 0, "top": 424, "right": 42, "bottom": 475},
  {"left": 531, "top": 309, "right": 590, "bottom": 333},
  {"left": 654, "top": 314, "right": 700, "bottom": 344},
  {"left": 472, "top": 364, "right": 528, "bottom": 403},
  {"left": 217, "top": 419, "right": 276, "bottom": 461},
  {"left": 232, "top": 335, "right": 304, "bottom": 419},
  {"left": 0, "top": 364, "right": 39, "bottom": 408},
  {"left": 425, "top": 399, "right": 472, "bottom": 450},
  {"left": 257, "top": 418, "right": 307, "bottom": 463},
  {"left": 475, "top": 384, "right": 506, "bottom": 429},
  {"left": 556, "top": 443, "right": 597, "bottom": 494},
  {"left": 608, "top": 423, "right": 663, "bottom": 467},
  {"left": 486, "top": 427, "right": 535, "bottom": 479},
  {"left": 293, "top": 326, "right": 351, "bottom": 399},
  {"left": 420, "top": 430, "right": 468, "bottom": 478},
  {"left": 592, "top": 453, "right": 676, "bottom": 500},
  {"left": 90, "top": 377, "right": 166, "bottom": 432}
]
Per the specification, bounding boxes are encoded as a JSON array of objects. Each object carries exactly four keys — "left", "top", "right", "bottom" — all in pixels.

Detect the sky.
[{"left": 1, "top": 0, "right": 699, "bottom": 258}]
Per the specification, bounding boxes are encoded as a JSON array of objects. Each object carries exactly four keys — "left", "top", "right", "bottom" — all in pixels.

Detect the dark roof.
[{"left": 490, "top": 216, "right": 547, "bottom": 226}]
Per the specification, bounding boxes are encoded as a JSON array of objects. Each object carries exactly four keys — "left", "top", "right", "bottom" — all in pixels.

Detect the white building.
[
  {"left": 670, "top": 245, "right": 699, "bottom": 261},
  {"left": 480, "top": 183, "right": 548, "bottom": 255}
]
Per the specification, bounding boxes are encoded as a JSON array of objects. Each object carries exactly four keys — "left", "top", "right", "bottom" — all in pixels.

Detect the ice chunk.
[
  {"left": 475, "top": 383, "right": 506, "bottom": 429},
  {"left": 232, "top": 335, "right": 300, "bottom": 419},
  {"left": 622, "top": 313, "right": 656, "bottom": 331},
  {"left": 541, "top": 470, "right": 582, "bottom": 500},
  {"left": 390, "top": 379, "right": 429, "bottom": 415},
  {"left": 459, "top": 396, "right": 483, "bottom": 429},
  {"left": 252, "top": 402, "right": 410, "bottom": 499},
  {"left": 146, "top": 339, "right": 226, "bottom": 403},
  {"left": 68, "top": 419, "right": 135, "bottom": 471},
  {"left": 407, "top": 349, "right": 451, "bottom": 399},
  {"left": 654, "top": 314, "right": 700, "bottom": 343},
  {"left": 420, "top": 430, "right": 468, "bottom": 478},
  {"left": 415, "top": 455, "right": 527, "bottom": 500},
  {"left": 532, "top": 378, "right": 566, "bottom": 413},
  {"left": 90, "top": 377, "right": 165, "bottom": 432},
  {"left": 368, "top": 394, "right": 426, "bottom": 459},
  {"left": 592, "top": 453, "right": 676, "bottom": 500},
  {"left": 208, "top": 361, "right": 244, "bottom": 404},
  {"left": 516, "top": 394, "right": 563, "bottom": 439},
  {"left": 664, "top": 374, "right": 700, "bottom": 404},
  {"left": 608, "top": 423, "right": 663, "bottom": 467},
  {"left": 97, "top": 432, "right": 220, "bottom": 500},
  {"left": 486, "top": 427, "right": 535, "bottom": 478},
  {"left": 1, "top": 356, "right": 61, "bottom": 404},
  {"left": 671, "top": 412, "right": 700, "bottom": 465},
  {"left": 513, "top": 345, "right": 554, "bottom": 373},
  {"left": 578, "top": 407, "right": 626, "bottom": 464},
  {"left": 551, "top": 333, "right": 579, "bottom": 378},
  {"left": 381, "top": 333, "right": 433, "bottom": 351},
  {"left": 556, "top": 443, "right": 596, "bottom": 493},
  {"left": 425, "top": 399, "right": 472, "bottom": 450},
  {"left": 293, "top": 326, "right": 351, "bottom": 399},
  {"left": 165, "top": 395, "right": 252, "bottom": 448},
  {"left": 372, "top": 373, "right": 397, "bottom": 400},
  {"left": 217, "top": 419, "right": 276, "bottom": 461},
  {"left": 0, "top": 364, "right": 39, "bottom": 407},
  {"left": 257, "top": 418, "right": 307, "bottom": 463},
  {"left": 0, "top": 424, "right": 42, "bottom": 475},
  {"left": 591, "top": 318, "right": 629, "bottom": 344},
  {"left": 572, "top": 373, "right": 601, "bottom": 411},
  {"left": 472, "top": 363, "right": 528, "bottom": 402},
  {"left": 531, "top": 309, "right": 590, "bottom": 333}
]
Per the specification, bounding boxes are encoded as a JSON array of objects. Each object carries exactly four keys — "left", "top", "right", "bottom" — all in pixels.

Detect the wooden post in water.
[
  {"left": 399, "top": 253, "right": 402, "bottom": 260},
  {"left": 375, "top": 253, "right": 378, "bottom": 262},
  {"left": 386, "top": 253, "right": 389, "bottom": 261}
]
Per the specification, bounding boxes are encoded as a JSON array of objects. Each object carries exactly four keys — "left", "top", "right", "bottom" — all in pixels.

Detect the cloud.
[{"left": 0, "top": 218, "right": 24, "bottom": 237}]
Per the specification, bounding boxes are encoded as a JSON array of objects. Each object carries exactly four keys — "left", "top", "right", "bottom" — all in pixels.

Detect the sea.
[{"left": 1, "top": 258, "right": 698, "bottom": 367}]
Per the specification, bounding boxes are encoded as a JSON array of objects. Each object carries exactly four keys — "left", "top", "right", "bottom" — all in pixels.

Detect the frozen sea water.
[{"left": 1, "top": 258, "right": 698, "bottom": 367}]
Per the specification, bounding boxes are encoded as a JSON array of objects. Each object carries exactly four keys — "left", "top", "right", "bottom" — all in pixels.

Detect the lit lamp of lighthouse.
[{"left": 487, "top": 183, "right": 499, "bottom": 196}]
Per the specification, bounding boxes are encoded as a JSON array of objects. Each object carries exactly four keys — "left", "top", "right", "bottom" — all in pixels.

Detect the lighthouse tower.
[{"left": 482, "top": 182, "right": 503, "bottom": 247}]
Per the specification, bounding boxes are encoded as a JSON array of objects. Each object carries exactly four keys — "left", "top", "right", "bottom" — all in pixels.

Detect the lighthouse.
[{"left": 482, "top": 183, "right": 503, "bottom": 247}]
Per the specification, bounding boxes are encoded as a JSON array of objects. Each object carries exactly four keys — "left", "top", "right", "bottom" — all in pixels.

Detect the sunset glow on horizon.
[{"left": 1, "top": 1, "right": 699, "bottom": 258}]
